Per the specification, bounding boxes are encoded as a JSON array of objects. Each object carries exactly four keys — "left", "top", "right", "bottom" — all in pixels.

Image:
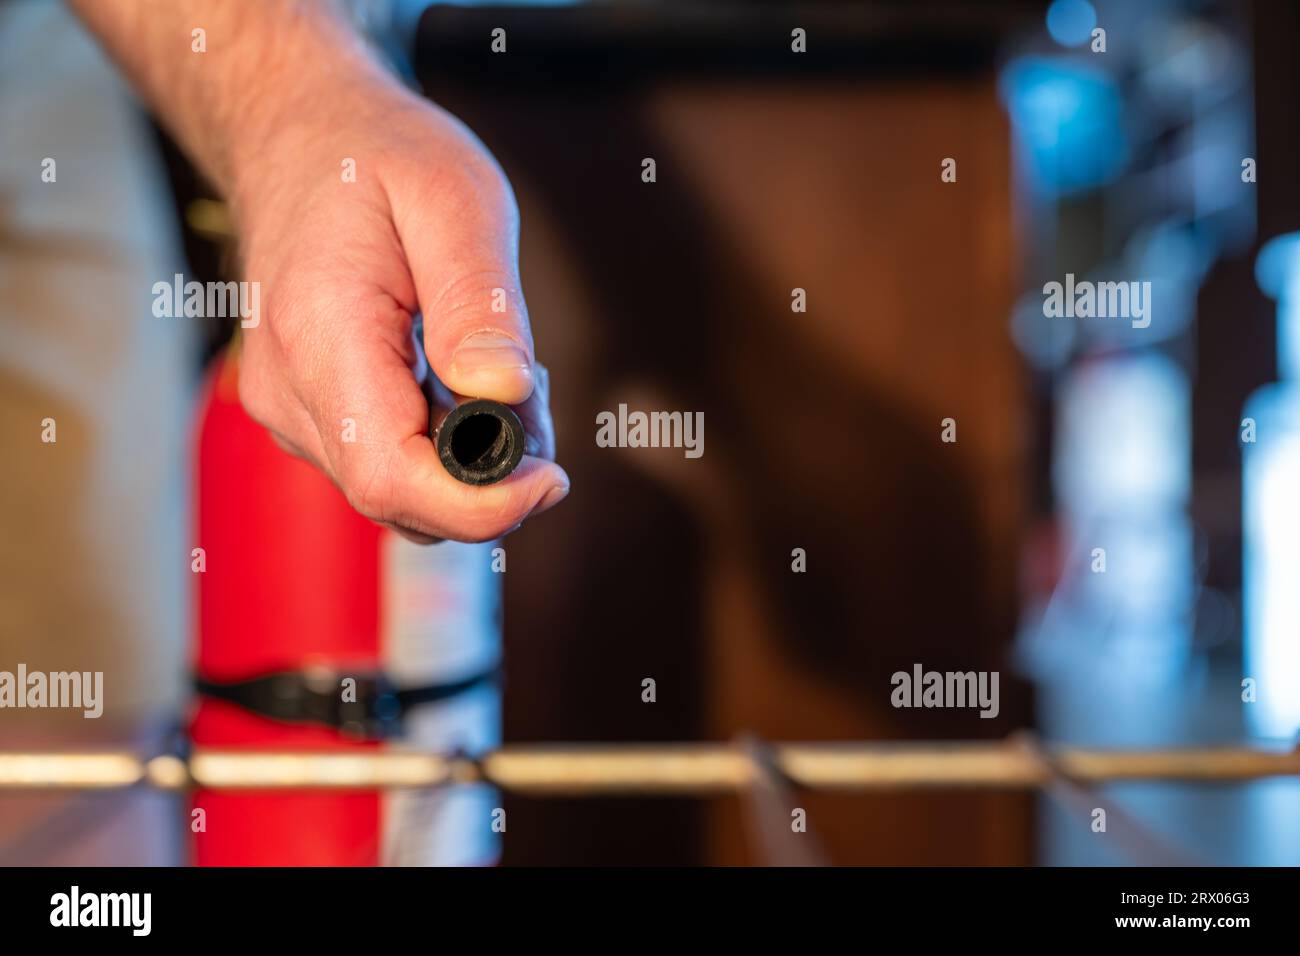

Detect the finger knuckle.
[{"left": 460, "top": 158, "right": 516, "bottom": 216}]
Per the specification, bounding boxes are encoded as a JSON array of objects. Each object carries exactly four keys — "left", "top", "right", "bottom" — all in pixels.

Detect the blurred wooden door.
[{"left": 423, "top": 20, "right": 1031, "bottom": 867}]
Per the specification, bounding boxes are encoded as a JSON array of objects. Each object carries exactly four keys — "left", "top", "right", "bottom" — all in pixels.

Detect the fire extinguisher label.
[
  {"left": 379, "top": 534, "right": 502, "bottom": 866},
  {"left": 381, "top": 536, "right": 501, "bottom": 685},
  {"left": 382, "top": 688, "right": 500, "bottom": 866}
]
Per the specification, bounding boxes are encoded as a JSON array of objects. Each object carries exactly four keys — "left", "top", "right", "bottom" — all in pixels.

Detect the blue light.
[
  {"left": 1046, "top": 0, "right": 1098, "bottom": 47},
  {"left": 1000, "top": 57, "right": 1129, "bottom": 196},
  {"left": 1242, "top": 388, "right": 1300, "bottom": 738},
  {"left": 1243, "top": 232, "right": 1300, "bottom": 739}
]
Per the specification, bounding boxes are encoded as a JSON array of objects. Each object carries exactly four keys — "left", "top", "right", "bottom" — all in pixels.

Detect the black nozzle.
[{"left": 434, "top": 399, "right": 526, "bottom": 486}]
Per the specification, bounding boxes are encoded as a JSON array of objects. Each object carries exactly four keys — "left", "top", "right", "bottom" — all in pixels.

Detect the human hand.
[{"left": 230, "top": 78, "right": 569, "bottom": 544}]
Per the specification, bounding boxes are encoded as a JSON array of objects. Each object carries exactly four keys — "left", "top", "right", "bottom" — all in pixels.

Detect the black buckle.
[
  {"left": 195, "top": 666, "right": 498, "bottom": 740},
  {"left": 196, "top": 669, "right": 404, "bottom": 739}
]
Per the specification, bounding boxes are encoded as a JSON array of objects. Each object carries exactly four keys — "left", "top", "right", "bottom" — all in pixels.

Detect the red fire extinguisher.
[{"left": 191, "top": 347, "right": 501, "bottom": 866}]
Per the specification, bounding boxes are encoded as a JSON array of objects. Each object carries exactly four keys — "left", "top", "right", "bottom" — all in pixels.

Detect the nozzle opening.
[
  {"left": 452, "top": 412, "right": 510, "bottom": 473},
  {"left": 436, "top": 400, "right": 526, "bottom": 485}
]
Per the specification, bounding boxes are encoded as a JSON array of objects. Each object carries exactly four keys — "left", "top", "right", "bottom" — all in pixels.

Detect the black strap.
[{"left": 195, "top": 667, "right": 498, "bottom": 739}]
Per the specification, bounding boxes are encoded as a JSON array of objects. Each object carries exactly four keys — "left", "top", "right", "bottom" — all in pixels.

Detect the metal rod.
[{"left": 1, "top": 741, "right": 1298, "bottom": 793}]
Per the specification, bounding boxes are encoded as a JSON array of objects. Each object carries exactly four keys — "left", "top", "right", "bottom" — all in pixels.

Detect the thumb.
[{"left": 394, "top": 164, "right": 536, "bottom": 405}]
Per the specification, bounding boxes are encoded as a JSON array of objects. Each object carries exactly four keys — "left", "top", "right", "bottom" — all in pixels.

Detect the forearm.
[{"left": 66, "top": 0, "right": 396, "bottom": 202}]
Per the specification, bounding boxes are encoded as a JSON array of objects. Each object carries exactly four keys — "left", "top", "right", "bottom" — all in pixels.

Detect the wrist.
[{"left": 222, "top": 16, "right": 402, "bottom": 214}]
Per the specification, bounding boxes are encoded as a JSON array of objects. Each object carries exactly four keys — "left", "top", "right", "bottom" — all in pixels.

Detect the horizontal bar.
[{"left": 1, "top": 741, "right": 1298, "bottom": 794}]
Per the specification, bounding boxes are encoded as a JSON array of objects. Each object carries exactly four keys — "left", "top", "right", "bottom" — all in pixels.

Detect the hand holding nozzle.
[
  {"left": 413, "top": 314, "right": 542, "bottom": 487},
  {"left": 68, "top": 0, "right": 570, "bottom": 541}
]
